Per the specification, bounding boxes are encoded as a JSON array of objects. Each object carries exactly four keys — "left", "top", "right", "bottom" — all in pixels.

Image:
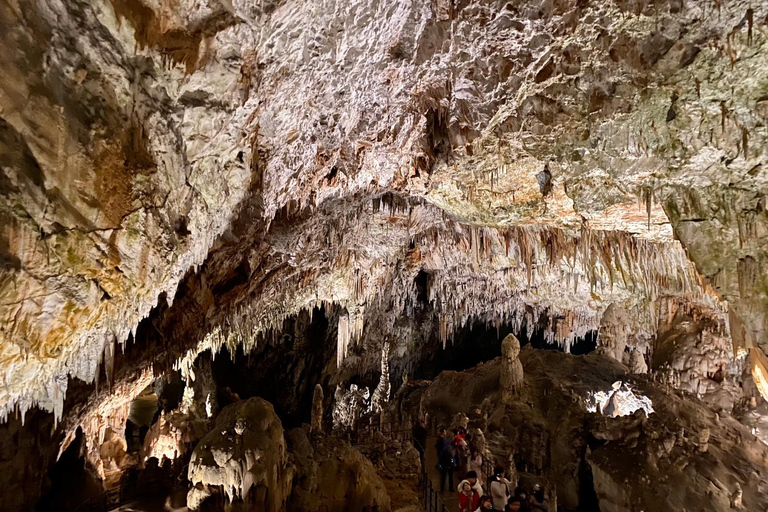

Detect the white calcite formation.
[
  {"left": 141, "top": 409, "right": 210, "bottom": 466},
  {"left": 370, "top": 341, "right": 391, "bottom": 414},
  {"left": 332, "top": 383, "right": 370, "bottom": 430},
  {"left": 586, "top": 381, "right": 655, "bottom": 418},
  {"left": 186, "top": 397, "right": 292, "bottom": 510}
]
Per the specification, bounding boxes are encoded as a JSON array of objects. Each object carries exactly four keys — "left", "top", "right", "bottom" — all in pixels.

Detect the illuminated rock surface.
[{"left": 1, "top": 0, "right": 768, "bottom": 510}]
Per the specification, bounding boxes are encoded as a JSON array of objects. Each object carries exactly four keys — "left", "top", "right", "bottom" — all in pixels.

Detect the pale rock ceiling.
[{"left": 0, "top": 0, "right": 767, "bottom": 423}]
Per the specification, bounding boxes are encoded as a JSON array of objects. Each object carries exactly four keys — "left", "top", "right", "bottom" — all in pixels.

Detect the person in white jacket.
[
  {"left": 489, "top": 467, "right": 512, "bottom": 510},
  {"left": 457, "top": 471, "right": 484, "bottom": 512}
]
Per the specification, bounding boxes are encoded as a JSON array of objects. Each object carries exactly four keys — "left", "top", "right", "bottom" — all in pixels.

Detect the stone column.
[
  {"left": 311, "top": 384, "right": 324, "bottom": 433},
  {"left": 501, "top": 333, "right": 524, "bottom": 404}
]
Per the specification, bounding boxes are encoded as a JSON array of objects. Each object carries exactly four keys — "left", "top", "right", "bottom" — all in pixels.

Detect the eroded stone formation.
[
  {"left": 2, "top": 0, "right": 768, "bottom": 510},
  {"left": 501, "top": 333, "right": 524, "bottom": 404},
  {"left": 186, "top": 397, "right": 291, "bottom": 510}
]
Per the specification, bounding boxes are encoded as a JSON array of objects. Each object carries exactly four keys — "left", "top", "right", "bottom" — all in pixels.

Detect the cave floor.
[{"left": 425, "top": 436, "right": 460, "bottom": 511}]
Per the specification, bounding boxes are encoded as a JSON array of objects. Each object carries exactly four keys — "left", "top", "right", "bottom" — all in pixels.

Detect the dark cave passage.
[
  {"left": 210, "top": 305, "right": 336, "bottom": 429},
  {"left": 36, "top": 428, "right": 103, "bottom": 512},
  {"left": 411, "top": 319, "right": 598, "bottom": 382}
]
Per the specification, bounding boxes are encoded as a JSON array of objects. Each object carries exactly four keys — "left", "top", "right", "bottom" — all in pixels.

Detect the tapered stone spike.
[
  {"left": 311, "top": 384, "right": 324, "bottom": 434},
  {"left": 371, "top": 342, "right": 391, "bottom": 413}
]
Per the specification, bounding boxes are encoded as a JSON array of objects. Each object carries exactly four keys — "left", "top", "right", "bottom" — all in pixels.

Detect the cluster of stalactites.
[
  {"left": 336, "top": 306, "right": 366, "bottom": 367},
  {"left": 0, "top": 217, "right": 226, "bottom": 424},
  {"left": 176, "top": 223, "right": 712, "bottom": 375}
]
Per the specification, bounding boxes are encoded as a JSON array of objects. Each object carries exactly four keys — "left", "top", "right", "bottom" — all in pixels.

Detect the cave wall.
[
  {"left": 3, "top": 0, "right": 767, "bottom": 423},
  {"left": 1, "top": 2, "right": 768, "bottom": 509}
]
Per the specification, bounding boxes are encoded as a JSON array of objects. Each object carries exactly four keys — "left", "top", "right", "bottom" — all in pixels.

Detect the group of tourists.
[
  {"left": 435, "top": 427, "right": 484, "bottom": 490},
  {"left": 435, "top": 427, "right": 550, "bottom": 512}
]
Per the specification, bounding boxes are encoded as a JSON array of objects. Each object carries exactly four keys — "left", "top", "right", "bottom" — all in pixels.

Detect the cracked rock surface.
[{"left": 2, "top": 0, "right": 768, "bottom": 494}]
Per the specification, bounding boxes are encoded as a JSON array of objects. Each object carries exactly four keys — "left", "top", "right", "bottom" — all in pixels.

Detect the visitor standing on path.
[
  {"left": 489, "top": 467, "right": 511, "bottom": 510},
  {"left": 436, "top": 429, "right": 456, "bottom": 492}
]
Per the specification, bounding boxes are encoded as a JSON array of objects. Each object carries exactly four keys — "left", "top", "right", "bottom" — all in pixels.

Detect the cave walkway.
[{"left": 424, "top": 436, "right": 460, "bottom": 512}]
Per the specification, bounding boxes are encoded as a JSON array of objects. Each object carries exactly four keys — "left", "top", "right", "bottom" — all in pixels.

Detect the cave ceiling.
[{"left": 0, "top": 0, "right": 767, "bottom": 422}]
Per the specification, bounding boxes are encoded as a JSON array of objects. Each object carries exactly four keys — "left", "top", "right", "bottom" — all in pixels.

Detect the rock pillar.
[
  {"left": 501, "top": 333, "right": 524, "bottom": 404},
  {"left": 311, "top": 384, "right": 324, "bottom": 433}
]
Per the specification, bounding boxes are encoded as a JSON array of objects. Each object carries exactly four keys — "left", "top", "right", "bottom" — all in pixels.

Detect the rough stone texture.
[
  {"left": 4, "top": 0, "right": 767, "bottom": 423},
  {"left": 3, "top": 1, "right": 768, "bottom": 509},
  {"left": 286, "top": 427, "right": 392, "bottom": 512},
  {"left": 140, "top": 409, "right": 209, "bottom": 467},
  {"left": 653, "top": 308, "right": 750, "bottom": 412},
  {"left": 500, "top": 332, "right": 524, "bottom": 404},
  {"left": 371, "top": 341, "right": 391, "bottom": 414},
  {"left": 187, "top": 397, "right": 292, "bottom": 511},
  {"left": 396, "top": 348, "right": 768, "bottom": 511},
  {"left": 310, "top": 383, "right": 324, "bottom": 434}
]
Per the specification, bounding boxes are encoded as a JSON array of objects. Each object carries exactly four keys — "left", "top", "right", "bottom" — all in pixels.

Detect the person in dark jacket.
[{"left": 436, "top": 429, "right": 456, "bottom": 491}]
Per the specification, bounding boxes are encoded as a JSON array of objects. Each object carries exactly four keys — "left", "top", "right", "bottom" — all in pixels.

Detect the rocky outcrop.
[
  {"left": 140, "top": 410, "right": 209, "bottom": 467},
  {"left": 185, "top": 395, "right": 390, "bottom": 511},
  {"left": 286, "top": 428, "right": 391, "bottom": 512},
  {"left": 653, "top": 309, "right": 747, "bottom": 413},
  {"left": 394, "top": 348, "right": 768, "bottom": 511},
  {"left": 187, "top": 397, "right": 292, "bottom": 511}
]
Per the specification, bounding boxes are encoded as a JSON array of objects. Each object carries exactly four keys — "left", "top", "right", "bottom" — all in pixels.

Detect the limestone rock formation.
[
  {"left": 3, "top": 0, "right": 768, "bottom": 509},
  {"left": 3, "top": 0, "right": 767, "bottom": 426},
  {"left": 187, "top": 397, "right": 292, "bottom": 511},
  {"left": 140, "top": 410, "right": 209, "bottom": 467},
  {"left": 371, "top": 341, "right": 391, "bottom": 414},
  {"left": 501, "top": 333, "right": 524, "bottom": 404},
  {"left": 286, "top": 428, "right": 392, "bottom": 512},
  {"left": 399, "top": 348, "right": 768, "bottom": 511},
  {"left": 628, "top": 350, "right": 648, "bottom": 375},
  {"left": 310, "top": 384, "right": 324, "bottom": 434},
  {"left": 653, "top": 309, "right": 744, "bottom": 412},
  {"left": 332, "top": 383, "right": 369, "bottom": 430}
]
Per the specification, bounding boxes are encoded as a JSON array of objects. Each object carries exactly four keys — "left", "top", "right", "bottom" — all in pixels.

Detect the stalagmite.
[
  {"left": 698, "top": 428, "right": 710, "bottom": 453},
  {"left": 629, "top": 350, "right": 648, "bottom": 374},
  {"left": 187, "top": 398, "right": 290, "bottom": 511},
  {"left": 731, "top": 483, "right": 743, "bottom": 508},
  {"left": 370, "top": 342, "right": 391, "bottom": 414},
  {"left": 311, "top": 384, "right": 324, "bottom": 433},
  {"left": 501, "top": 333, "right": 524, "bottom": 404}
]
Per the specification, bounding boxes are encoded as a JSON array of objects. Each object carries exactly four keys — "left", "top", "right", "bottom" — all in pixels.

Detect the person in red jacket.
[{"left": 458, "top": 471, "right": 483, "bottom": 512}]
